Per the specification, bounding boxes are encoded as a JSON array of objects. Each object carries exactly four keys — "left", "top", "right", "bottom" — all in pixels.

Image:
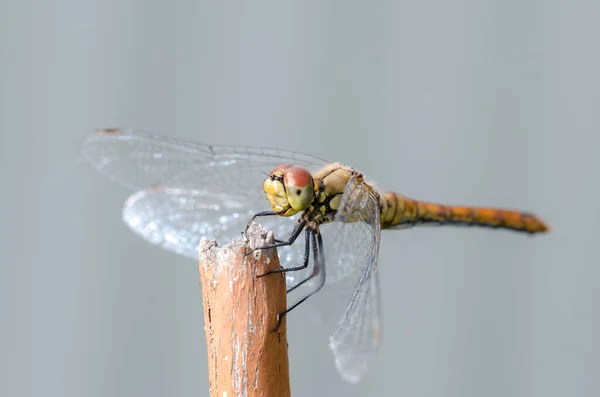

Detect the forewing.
[
  {"left": 320, "top": 175, "right": 382, "bottom": 384},
  {"left": 80, "top": 129, "right": 329, "bottom": 191},
  {"left": 80, "top": 129, "right": 329, "bottom": 283}
]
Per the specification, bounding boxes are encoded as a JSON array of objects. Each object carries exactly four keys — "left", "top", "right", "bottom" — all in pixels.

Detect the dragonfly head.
[{"left": 264, "top": 164, "right": 315, "bottom": 216}]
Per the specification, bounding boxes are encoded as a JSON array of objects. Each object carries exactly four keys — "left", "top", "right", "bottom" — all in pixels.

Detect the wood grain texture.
[{"left": 199, "top": 222, "right": 290, "bottom": 397}]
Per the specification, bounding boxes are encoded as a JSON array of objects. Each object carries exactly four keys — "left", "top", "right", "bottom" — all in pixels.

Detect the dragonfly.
[{"left": 80, "top": 128, "right": 549, "bottom": 383}]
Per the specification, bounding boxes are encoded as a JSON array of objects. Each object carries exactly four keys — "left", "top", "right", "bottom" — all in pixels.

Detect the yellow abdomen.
[{"left": 380, "top": 192, "right": 549, "bottom": 234}]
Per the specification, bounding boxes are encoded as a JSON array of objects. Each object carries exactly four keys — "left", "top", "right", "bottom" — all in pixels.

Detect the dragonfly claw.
[
  {"left": 254, "top": 271, "right": 267, "bottom": 279},
  {"left": 243, "top": 245, "right": 271, "bottom": 258},
  {"left": 270, "top": 312, "right": 285, "bottom": 333}
]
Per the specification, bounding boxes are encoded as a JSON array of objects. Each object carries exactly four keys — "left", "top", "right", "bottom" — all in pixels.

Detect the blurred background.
[{"left": 1, "top": 1, "right": 599, "bottom": 396}]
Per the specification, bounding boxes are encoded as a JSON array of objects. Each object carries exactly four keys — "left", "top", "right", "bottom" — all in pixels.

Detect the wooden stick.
[{"left": 199, "top": 222, "right": 291, "bottom": 397}]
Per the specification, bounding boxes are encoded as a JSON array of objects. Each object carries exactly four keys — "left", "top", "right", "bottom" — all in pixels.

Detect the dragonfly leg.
[
  {"left": 245, "top": 220, "right": 306, "bottom": 258},
  {"left": 286, "top": 247, "right": 319, "bottom": 294},
  {"left": 271, "top": 232, "right": 326, "bottom": 332},
  {"left": 242, "top": 210, "right": 279, "bottom": 238},
  {"left": 256, "top": 229, "right": 311, "bottom": 278}
]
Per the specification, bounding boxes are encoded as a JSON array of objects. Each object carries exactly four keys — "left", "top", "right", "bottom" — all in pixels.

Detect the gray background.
[{"left": 1, "top": 1, "right": 598, "bottom": 396}]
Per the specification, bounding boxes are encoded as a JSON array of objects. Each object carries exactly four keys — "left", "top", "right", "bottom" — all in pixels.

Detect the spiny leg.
[
  {"left": 245, "top": 210, "right": 279, "bottom": 227},
  {"left": 256, "top": 229, "right": 311, "bottom": 278},
  {"left": 243, "top": 210, "right": 295, "bottom": 243},
  {"left": 286, "top": 232, "right": 321, "bottom": 293},
  {"left": 272, "top": 232, "right": 327, "bottom": 332},
  {"left": 243, "top": 210, "right": 278, "bottom": 238},
  {"left": 246, "top": 220, "right": 306, "bottom": 256},
  {"left": 257, "top": 226, "right": 321, "bottom": 291}
]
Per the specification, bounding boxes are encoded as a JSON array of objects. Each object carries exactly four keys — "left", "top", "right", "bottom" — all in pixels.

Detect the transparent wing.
[
  {"left": 319, "top": 175, "right": 383, "bottom": 384},
  {"left": 121, "top": 185, "right": 309, "bottom": 287},
  {"left": 80, "top": 129, "right": 329, "bottom": 191},
  {"left": 80, "top": 129, "right": 335, "bottom": 286}
]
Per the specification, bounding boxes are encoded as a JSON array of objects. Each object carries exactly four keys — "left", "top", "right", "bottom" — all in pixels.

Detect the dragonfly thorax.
[{"left": 263, "top": 164, "right": 316, "bottom": 217}]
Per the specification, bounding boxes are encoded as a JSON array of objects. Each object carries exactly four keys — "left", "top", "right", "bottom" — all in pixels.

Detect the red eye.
[
  {"left": 269, "top": 163, "right": 295, "bottom": 177},
  {"left": 284, "top": 166, "right": 312, "bottom": 188}
]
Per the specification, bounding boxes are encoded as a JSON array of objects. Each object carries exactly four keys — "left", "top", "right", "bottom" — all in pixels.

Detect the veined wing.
[
  {"left": 121, "top": 185, "right": 309, "bottom": 286},
  {"left": 320, "top": 175, "right": 382, "bottom": 383},
  {"left": 80, "top": 129, "right": 329, "bottom": 191},
  {"left": 80, "top": 129, "right": 334, "bottom": 285}
]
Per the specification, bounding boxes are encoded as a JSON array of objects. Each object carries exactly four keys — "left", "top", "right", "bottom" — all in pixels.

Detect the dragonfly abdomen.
[{"left": 380, "top": 192, "right": 549, "bottom": 234}]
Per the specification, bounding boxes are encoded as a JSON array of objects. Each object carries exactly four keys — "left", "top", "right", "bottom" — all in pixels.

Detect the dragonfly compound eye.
[
  {"left": 264, "top": 165, "right": 298, "bottom": 216},
  {"left": 283, "top": 166, "right": 314, "bottom": 212}
]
